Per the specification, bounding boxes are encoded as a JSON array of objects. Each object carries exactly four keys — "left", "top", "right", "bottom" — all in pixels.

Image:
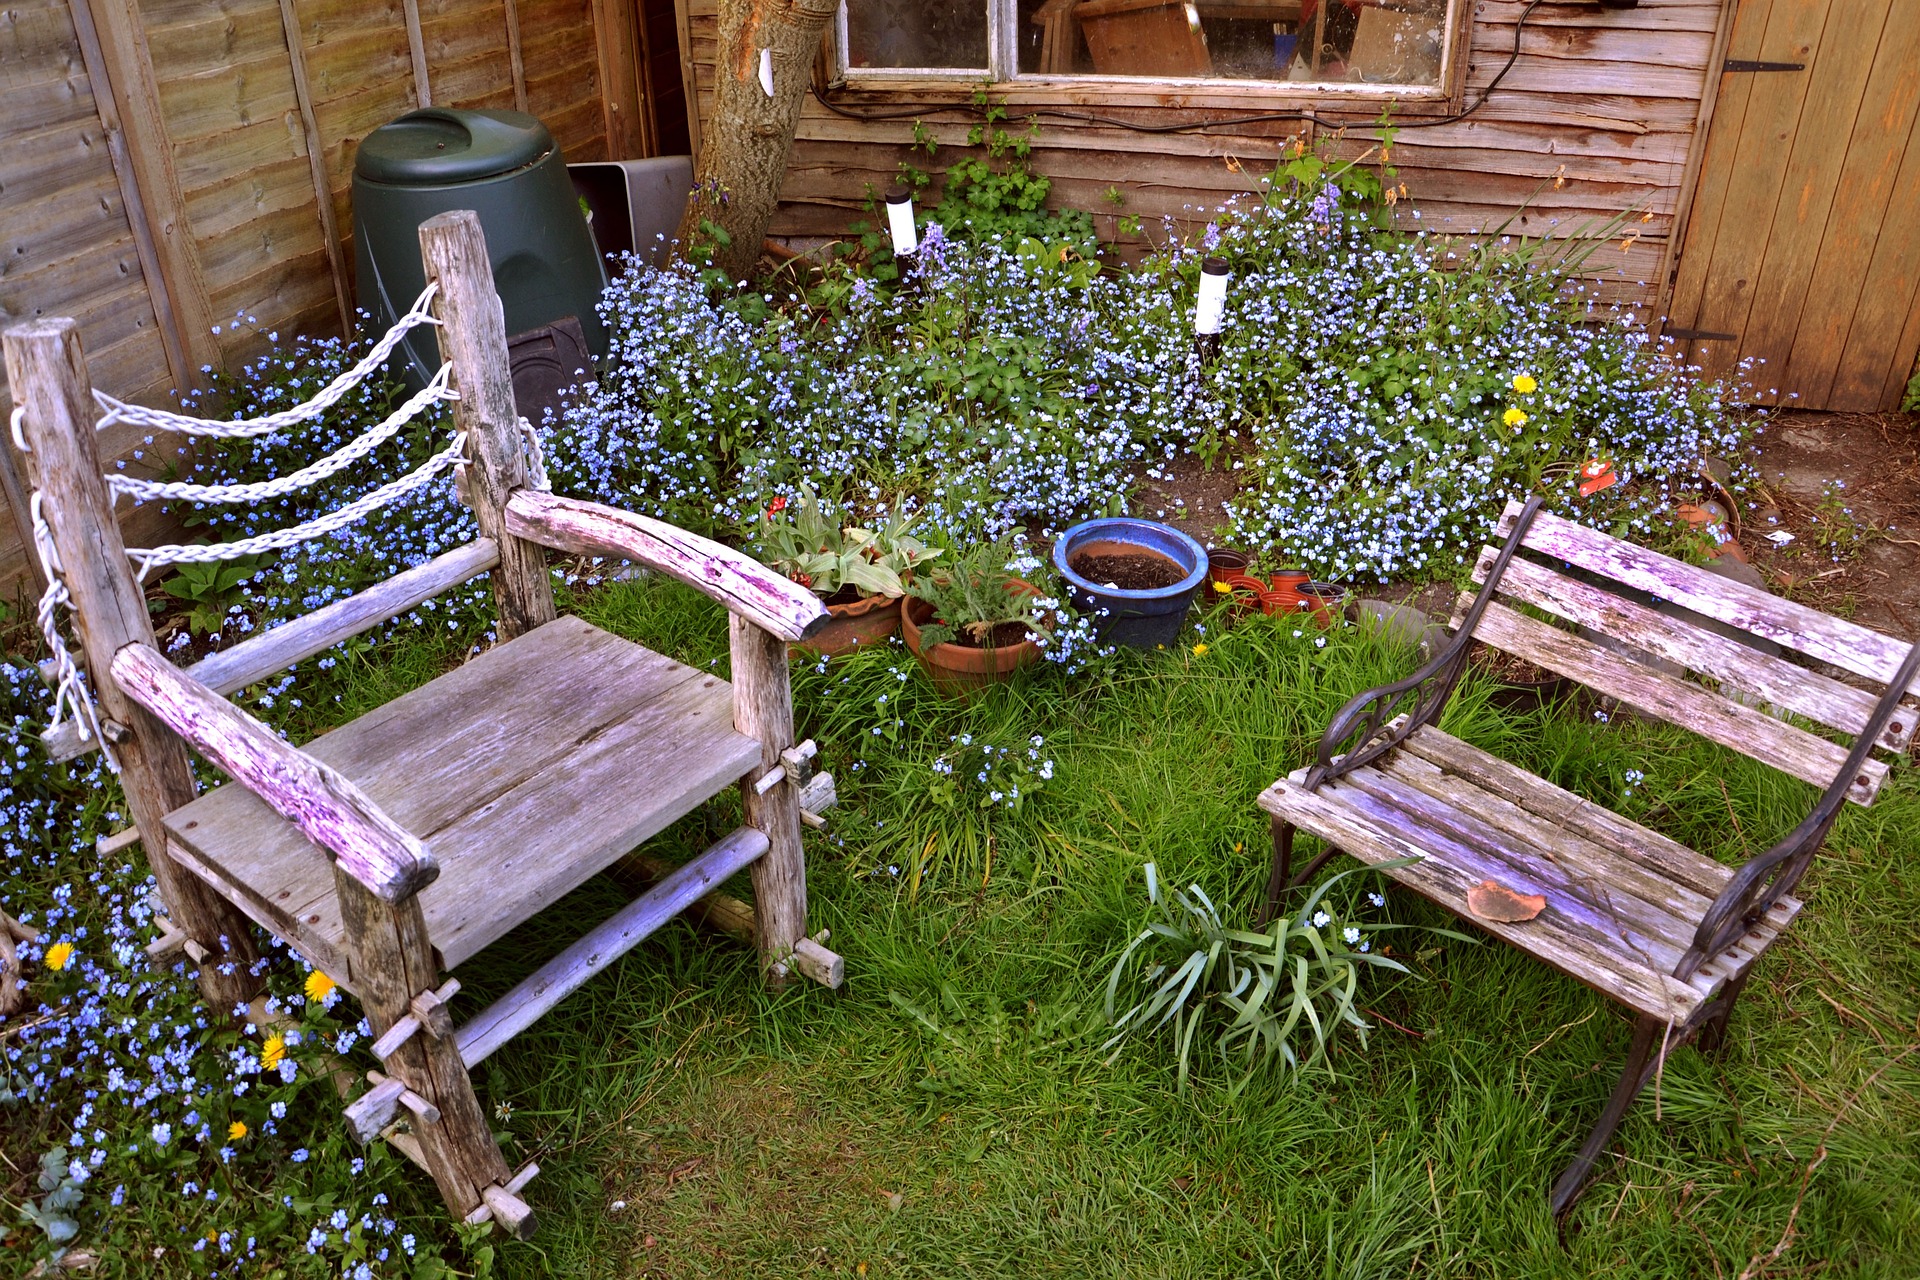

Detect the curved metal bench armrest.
[
  {"left": 1679, "top": 634, "right": 1920, "bottom": 981},
  {"left": 503, "top": 489, "right": 829, "bottom": 644},
  {"left": 1303, "top": 496, "right": 1545, "bottom": 791},
  {"left": 111, "top": 642, "right": 437, "bottom": 903}
]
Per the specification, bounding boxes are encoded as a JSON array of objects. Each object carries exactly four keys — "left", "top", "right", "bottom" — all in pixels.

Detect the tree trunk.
[{"left": 676, "top": 0, "right": 839, "bottom": 282}]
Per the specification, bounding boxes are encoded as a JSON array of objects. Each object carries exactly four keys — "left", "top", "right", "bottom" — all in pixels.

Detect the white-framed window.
[{"left": 836, "top": 0, "right": 1464, "bottom": 95}]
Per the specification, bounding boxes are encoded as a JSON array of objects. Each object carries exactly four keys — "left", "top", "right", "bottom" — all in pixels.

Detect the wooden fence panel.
[
  {"left": 0, "top": 0, "right": 181, "bottom": 597},
  {"left": 1, "top": 0, "right": 619, "bottom": 596}
]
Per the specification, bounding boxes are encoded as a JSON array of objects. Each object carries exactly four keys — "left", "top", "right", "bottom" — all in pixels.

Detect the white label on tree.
[{"left": 759, "top": 47, "right": 775, "bottom": 97}]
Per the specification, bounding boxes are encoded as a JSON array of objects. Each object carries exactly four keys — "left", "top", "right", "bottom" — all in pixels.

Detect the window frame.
[{"left": 829, "top": 0, "right": 1475, "bottom": 112}]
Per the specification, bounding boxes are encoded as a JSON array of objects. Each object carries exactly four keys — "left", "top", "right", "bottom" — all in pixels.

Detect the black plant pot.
[{"left": 1052, "top": 518, "right": 1208, "bottom": 649}]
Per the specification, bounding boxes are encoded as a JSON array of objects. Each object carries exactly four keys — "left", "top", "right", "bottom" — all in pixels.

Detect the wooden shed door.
[{"left": 1666, "top": 0, "right": 1920, "bottom": 412}]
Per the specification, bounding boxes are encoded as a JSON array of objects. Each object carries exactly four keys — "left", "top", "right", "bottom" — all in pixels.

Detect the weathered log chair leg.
[
  {"left": 730, "top": 616, "right": 811, "bottom": 986},
  {"left": 1549, "top": 1014, "right": 1668, "bottom": 1219},
  {"left": 336, "top": 868, "right": 535, "bottom": 1237},
  {"left": 3, "top": 318, "right": 262, "bottom": 1016}
]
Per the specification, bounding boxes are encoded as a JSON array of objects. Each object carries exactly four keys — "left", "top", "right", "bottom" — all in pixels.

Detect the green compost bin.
[{"left": 352, "top": 108, "right": 608, "bottom": 390}]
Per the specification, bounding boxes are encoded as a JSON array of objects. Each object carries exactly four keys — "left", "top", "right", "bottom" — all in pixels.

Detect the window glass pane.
[
  {"left": 846, "top": 1, "right": 990, "bottom": 71},
  {"left": 1018, "top": 0, "right": 1448, "bottom": 86}
]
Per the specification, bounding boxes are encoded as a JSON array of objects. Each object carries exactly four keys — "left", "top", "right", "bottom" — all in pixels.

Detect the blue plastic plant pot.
[{"left": 1052, "top": 518, "right": 1208, "bottom": 650}]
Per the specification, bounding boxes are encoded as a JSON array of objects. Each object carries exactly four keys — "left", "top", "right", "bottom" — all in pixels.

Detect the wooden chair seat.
[
  {"left": 163, "top": 616, "right": 762, "bottom": 991},
  {"left": 1262, "top": 722, "right": 1799, "bottom": 1024}
]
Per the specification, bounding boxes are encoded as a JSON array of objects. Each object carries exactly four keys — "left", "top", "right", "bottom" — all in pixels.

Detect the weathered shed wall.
[
  {"left": 1, "top": 0, "right": 616, "bottom": 596},
  {"left": 680, "top": 0, "right": 1728, "bottom": 310}
]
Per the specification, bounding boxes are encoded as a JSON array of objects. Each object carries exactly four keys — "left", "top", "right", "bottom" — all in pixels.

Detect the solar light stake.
[
  {"left": 1194, "top": 256, "right": 1229, "bottom": 361},
  {"left": 885, "top": 188, "right": 919, "bottom": 290}
]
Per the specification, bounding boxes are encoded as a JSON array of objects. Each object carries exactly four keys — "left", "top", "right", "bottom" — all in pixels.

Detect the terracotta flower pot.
[
  {"left": 901, "top": 594, "right": 1042, "bottom": 699},
  {"left": 1297, "top": 581, "right": 1351, "bottom": 629},
  {"left": 1206, "top": 548, "right": 1250, "bottom": 588},
  {"left": 1266, "top": 568, "right": 1311, "bottom": 617},
  {"left": 791, "top": 590, "right": 901, "bottom": 658}
]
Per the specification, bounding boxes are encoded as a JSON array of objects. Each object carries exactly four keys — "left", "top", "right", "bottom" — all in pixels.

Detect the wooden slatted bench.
[
  {"left": 3, "top": 211, "right": 845, "bottom": 1237},
  {"left": 1258, "top": 496, "right": 1920, "bottom": 1217}
]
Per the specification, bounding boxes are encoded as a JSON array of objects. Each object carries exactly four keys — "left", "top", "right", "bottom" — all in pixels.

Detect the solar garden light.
[
  {"left": 1194, "top": 256, "right": 1229, "bottom": 361},
  {"left": 885, "top": 187, "right": 918, "bottom": 288}
]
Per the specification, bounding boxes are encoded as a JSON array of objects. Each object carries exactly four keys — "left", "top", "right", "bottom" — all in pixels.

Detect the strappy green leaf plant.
[{"left": 1102, "top": 860, "right": 1469, "bottom": 1094}]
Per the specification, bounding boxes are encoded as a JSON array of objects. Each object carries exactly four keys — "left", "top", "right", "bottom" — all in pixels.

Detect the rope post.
[
  {"left": 1, "top": 318, "right": 261, "bottom": 1013},
  {"left": 416, "top": 212, "right": 557, "bottom": 642}
]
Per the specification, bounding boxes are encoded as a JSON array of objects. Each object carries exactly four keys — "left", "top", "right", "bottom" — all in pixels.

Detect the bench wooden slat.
[
  {"left": 1498, "top": 501, "right": 1920, "bottom": 694},
  {"left": 1331, "top": 769, "right": 1702, "bottom": 980},
  {"left": 1470, "top": 547, "right": 1914, "bottom": 754},
  {"left": 1261, "top": 778, "right": 1707, "bottom": 1022},
  {"left": 1398, "top": 727, "right": 1799, "bottom": 922},
  {"left": 1472, "top": 603, "right": 1886, "bottom": 805},
  {"left": 1374, "top": 752, "right": 1713, "bottom": 926}
]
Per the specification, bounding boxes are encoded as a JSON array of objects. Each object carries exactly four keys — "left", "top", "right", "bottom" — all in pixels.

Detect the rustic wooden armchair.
[
  {"left": 1259, "top": 496, "right": 1920, "bottom": 1217},
  {"left": 3, "top": 211, "right": 842, "bottom": 1235}
]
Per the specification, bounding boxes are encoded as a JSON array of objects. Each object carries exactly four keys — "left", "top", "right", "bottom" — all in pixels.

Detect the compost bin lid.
[{"left": 354, "top": 108, "right": 553, "bottom": 185}]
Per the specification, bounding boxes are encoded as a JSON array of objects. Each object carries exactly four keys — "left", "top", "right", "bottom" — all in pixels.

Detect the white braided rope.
[
  {"left": 124, "top": 431, "right": 468, "bottom": 581},
  {"left": 105, "top": 364, "right": 459, "bottom": 506},
  {"left": 91, "top": 284, "right": 443, "bottom": 440},
  {"left": 29, "top": 492, "right": 117, "bottom": 772}
]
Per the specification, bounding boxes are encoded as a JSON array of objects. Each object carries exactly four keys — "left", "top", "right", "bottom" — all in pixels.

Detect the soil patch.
[
  {"left": 1069, "top": 549, "right": 1186, "bottom": 591},
  {"left": 1470, "top": 643, "right": 1559, "bottom": 685},
  {"left": 944, "top": 620, "right": 1036, "bottom": 649},
  {"left": 1742, "top": 407, "right": 1920, "bottom": 641}
]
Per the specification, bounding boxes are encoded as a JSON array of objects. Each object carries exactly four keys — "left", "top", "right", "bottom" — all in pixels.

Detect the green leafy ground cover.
[{"left": 6, "top": 578, "right": 1917, "bottom": 1278}]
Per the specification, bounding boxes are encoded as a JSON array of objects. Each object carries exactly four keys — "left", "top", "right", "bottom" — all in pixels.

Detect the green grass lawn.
[
  {"left": 431, "top": 577, "right": 1918, "bottom": 1279},
  {"left": 8, "top": 573, "right": 1915, "bottom": 1279}
]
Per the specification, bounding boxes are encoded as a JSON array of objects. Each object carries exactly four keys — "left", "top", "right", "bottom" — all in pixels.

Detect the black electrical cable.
[{"left": 809, "top": 0, "right": 1542, "bottom": 137}]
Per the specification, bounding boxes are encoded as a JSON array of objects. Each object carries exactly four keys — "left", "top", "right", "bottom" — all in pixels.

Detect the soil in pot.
[
  {"left": 1068, "top": 546, "right": 1187, "bottom": 591},
  {"left": 901, "top": 597, "right": 1042, "bottom": 698}
]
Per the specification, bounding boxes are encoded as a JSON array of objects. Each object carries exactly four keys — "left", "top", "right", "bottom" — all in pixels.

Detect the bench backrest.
[{"left": 1457, "top": 499, "right": 1920, "bottom": 807}]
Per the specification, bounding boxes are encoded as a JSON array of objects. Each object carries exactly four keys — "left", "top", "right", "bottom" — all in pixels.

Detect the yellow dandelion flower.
[
  {"left": 304, "top": 971, "right": 336, "bottom": 1003},
  {"left": 1192, "top": 643, "right": 1209, "bottom": 656},
  {"left": 228, "top": 1121, "right": 247, "bottom": 1141},
  {"left": 1511, "top": 374, "right": 1537, "bottom": 394},
  {"left": 43, "top": 942, "right": 74, "bottom": 970},
  {"left": 1503, "top": 407, "right": 1529, "bottom": 429},
  {"left": 1212, "top": 580, "right": 1232, "bottom": 594},
  {"left": 261, "top": 1034, "right": 285, "bottom": 1069}
]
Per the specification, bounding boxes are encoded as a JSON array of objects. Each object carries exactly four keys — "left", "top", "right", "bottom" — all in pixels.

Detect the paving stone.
[{"left": 1355, "top": 599, "right": 1430, "bottom": 649}]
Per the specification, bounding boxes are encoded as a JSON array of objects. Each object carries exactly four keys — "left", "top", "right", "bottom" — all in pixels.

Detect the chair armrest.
[
  {"left": 1678, "top": 633, "right": 1920, "bottom": 981},
  {"left": 504, "top": 488, "right": 829, "bottom": 644},
  {"left": 111, "top": 643, "right": 438, "bottom": 903},
  {"left": 1302, "top": 497, "right": 1545, "bottom": 791}
]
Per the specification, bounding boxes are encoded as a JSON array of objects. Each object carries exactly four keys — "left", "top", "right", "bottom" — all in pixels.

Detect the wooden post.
[
  {"left": 728, "top": 615, "right": 807, "bottom": 984},
  {"left": 335, "top": 867, "right": 511, "bottom": 1219},
  {"left": 2, "top": 319, "right": 259, "bottom": 1013},
  {"left": 417, "top": 212, "right": 557, "bottom": 642}
]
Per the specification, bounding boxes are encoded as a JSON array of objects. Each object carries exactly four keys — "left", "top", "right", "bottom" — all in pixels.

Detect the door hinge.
[
  {"left": 1665, "top": 327, "right": 1738, "bottom": 342},
  {"left": 1724, "top": 59, "right": 1804, "bottom": 73}
]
